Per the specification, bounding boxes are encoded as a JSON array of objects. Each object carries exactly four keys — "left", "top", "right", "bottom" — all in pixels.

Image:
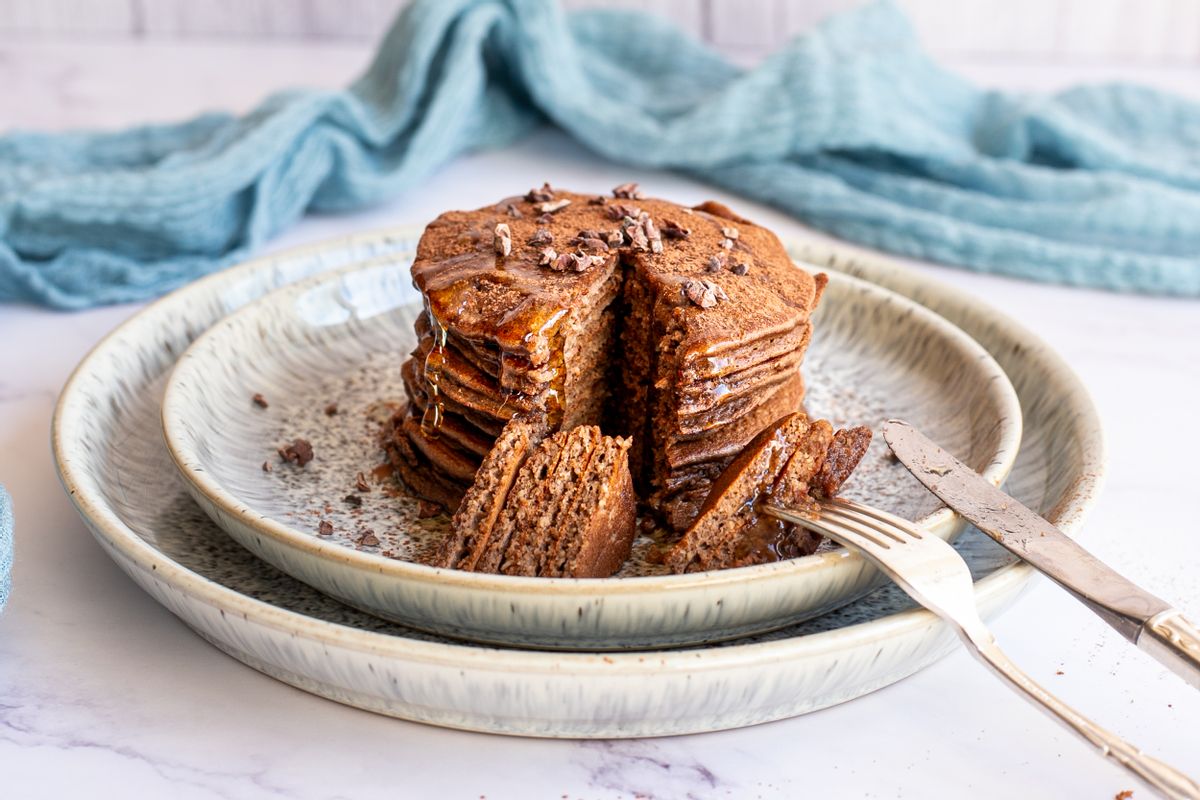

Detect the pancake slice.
[
  {"left": 541, "top": 435, "right": 636, "bottom": 579},
  {"left": 665, "top": 413, "right": 872, "bottom": 574},
  {"left": 431, "top": 424, "right": 636, "bottom": 579},
  {"left": 498, "top": 426, "right": 600, "bottom": 577},
  {"left": 465, "top": 432, "right": 568, "bottom": 574},
  {"left": 433, "top": 415, "right": 548, "bottom": 570}
]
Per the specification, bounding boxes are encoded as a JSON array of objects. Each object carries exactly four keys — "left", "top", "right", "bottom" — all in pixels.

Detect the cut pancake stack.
[{"left": 388, "top": 185, "right": 827, "bottom": 543}]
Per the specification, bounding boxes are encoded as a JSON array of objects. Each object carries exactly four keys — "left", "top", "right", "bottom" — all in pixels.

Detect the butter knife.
[{"left": 883, "top": 419, "right": 1200, "bottom": 690}]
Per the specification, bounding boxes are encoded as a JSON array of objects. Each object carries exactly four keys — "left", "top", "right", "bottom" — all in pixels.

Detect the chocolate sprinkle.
[
  {"left": 524, "top": 183, "right": 555, "bottom": 203},
  {"left": 252, "top": 393, "right": 269, "bottom": 409},
  {"left": 343, "top": 493, "right": 363, "bottom": 508},
  {"left": 493, "top": 223, "right": 512, "bottom": 257},
  {"left": 569, "top": 231, "right": 610, "bottom": 252},
  {"left": 261, "top": 461, "right": 272, "bottom": 473},
  {"left": 534, "top": 198, "right": 571, "bottom": 214},
  {"left": 551, "top": 251, "right": 574, "bottom": 271},
  {"left": 643, "top": 217, "right": 663, "bottom": 254},
  {"left": 579, "top": 251, "right": 606, "bottom": 270},
  {"left": 417, "top": 500, "right": 444, "bottom": 518},
  {"left": 553, "top": 249, "right": 605, "bottom": 272},
  {"left": 623, "top": 216, "right": 650, "bottom": 251},
  {"left": 318, "top": 520, "right": 333, "bottom": 536},
  {"left": 612, "top": 182, "right": 643, "bottom": 199},
  {"left": 661, "top": 219, "right": 690, "bottom": 240},
  {"left": 527, "top": 228, "right": 553, "bottom": 246},
  {"left": 324, "top": 402, "right": 338, "bottom": 416},
  {"left": 682, "top": 279, "right": 728, "bottom": 309},
  {"left": 278, "top": 438, "right": 314, "bottom": 467},
  {"left": 606, "top": 203, "right": 642, "bottom": 221}
]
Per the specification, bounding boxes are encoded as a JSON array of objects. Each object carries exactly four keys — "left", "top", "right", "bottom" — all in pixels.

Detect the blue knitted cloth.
[{"left": 2, "top": 0, "right": 1199, "bottom": 308}]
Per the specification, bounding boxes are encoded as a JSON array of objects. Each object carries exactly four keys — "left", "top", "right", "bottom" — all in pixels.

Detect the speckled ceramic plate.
[
  {"left": 158, "top": 255, "right": 1022, "bottom": 649},
  {"left": 52, "top": 228, "right": 1104, "bottom": 737}
]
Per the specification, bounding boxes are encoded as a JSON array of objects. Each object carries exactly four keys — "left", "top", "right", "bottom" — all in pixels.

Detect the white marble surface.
[{"left": 1, "top": 38, "right": 1198, "bottom": 800}]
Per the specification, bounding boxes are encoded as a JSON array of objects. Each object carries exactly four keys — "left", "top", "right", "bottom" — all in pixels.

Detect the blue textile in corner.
[
  {"left": 1, "top": 0, "right": 1199, "bottom": 307},
  {"left": 0, "top": 486, "right": 11, "bottom": 612}
]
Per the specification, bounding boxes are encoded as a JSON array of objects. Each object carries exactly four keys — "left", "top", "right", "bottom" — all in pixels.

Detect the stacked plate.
[{"left": 51, "top": 228, "right": 1103, "bottom": 737}]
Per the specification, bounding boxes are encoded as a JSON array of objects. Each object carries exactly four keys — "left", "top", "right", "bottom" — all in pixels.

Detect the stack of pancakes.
[{"left": 388, "top": 185, "right": 826, "bottom": 534}]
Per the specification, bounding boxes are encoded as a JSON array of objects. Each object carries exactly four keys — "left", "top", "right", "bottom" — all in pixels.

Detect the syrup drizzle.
[
  {"left": 420, "top": 298, "right": 449, "bottom": 439},
  {"left": 727, "top": 425, "right": 812, "bottom": 564},
  {"left": 412, "top": 228, "right": 581, "bottom": 433}
]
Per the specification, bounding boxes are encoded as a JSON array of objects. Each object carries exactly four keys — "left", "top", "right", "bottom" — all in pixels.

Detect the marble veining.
[{"left": 575, "top": 741, "right": 728, "bottom": 799}]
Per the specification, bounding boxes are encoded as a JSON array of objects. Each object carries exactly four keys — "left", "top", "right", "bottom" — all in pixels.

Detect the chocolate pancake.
[{"left": 398, "top": 184, "right": 824, "bottom": 531}]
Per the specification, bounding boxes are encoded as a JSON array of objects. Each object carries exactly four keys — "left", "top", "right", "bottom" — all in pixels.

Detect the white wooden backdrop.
[{"left": 0, "top": 0, "right": 1198, "bottom": 64}]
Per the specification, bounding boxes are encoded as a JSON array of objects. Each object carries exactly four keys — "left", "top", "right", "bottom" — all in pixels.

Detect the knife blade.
[{"left": 883, "top": 419, "right": 1200, "bottom": 691}]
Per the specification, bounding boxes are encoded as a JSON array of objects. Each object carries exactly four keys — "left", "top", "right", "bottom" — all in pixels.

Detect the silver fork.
[{"left": 764, "top": 497, "right": 1200, "bottom": 800}]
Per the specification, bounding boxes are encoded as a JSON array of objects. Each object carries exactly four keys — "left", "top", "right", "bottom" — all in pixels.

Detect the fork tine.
[
  {"left": 765, "top": 504, "right": 894, "bottom": 553},
  {"left": 820, "top": 505, "right": 906, "bottom": 544},
  {"left": 813, "top": 509, "right": 905, "bottom": 551},
  {"left": 824, "top": 498, "right": 926, "bottom": 540}
]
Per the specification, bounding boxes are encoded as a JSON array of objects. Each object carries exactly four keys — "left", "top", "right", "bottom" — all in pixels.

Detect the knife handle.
[{"left": 1141, "top": 609, "right": 1200, "bottom": 691}]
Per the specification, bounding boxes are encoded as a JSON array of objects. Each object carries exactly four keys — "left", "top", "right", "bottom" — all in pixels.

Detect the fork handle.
[{"left": 960, "top": 626, "right": 1200, "bottom": 800}]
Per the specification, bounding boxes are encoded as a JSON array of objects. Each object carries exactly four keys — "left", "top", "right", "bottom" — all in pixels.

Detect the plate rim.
[
  {"left": 156, "top": 258, "right": 1024, "bottom": 598},
  {"left": 50, "top": 227, "right": 1104, "bottom": 671}
]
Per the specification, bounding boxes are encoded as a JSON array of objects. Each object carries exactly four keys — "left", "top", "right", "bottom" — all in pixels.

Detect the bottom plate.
[{"left": 52, "top": 229, "right": 1104, "bottom": 737}]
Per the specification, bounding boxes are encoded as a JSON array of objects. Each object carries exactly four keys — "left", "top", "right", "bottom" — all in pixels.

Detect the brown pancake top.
[{"left": 411, "top": 187, "right": 822, "bottom": 368}]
